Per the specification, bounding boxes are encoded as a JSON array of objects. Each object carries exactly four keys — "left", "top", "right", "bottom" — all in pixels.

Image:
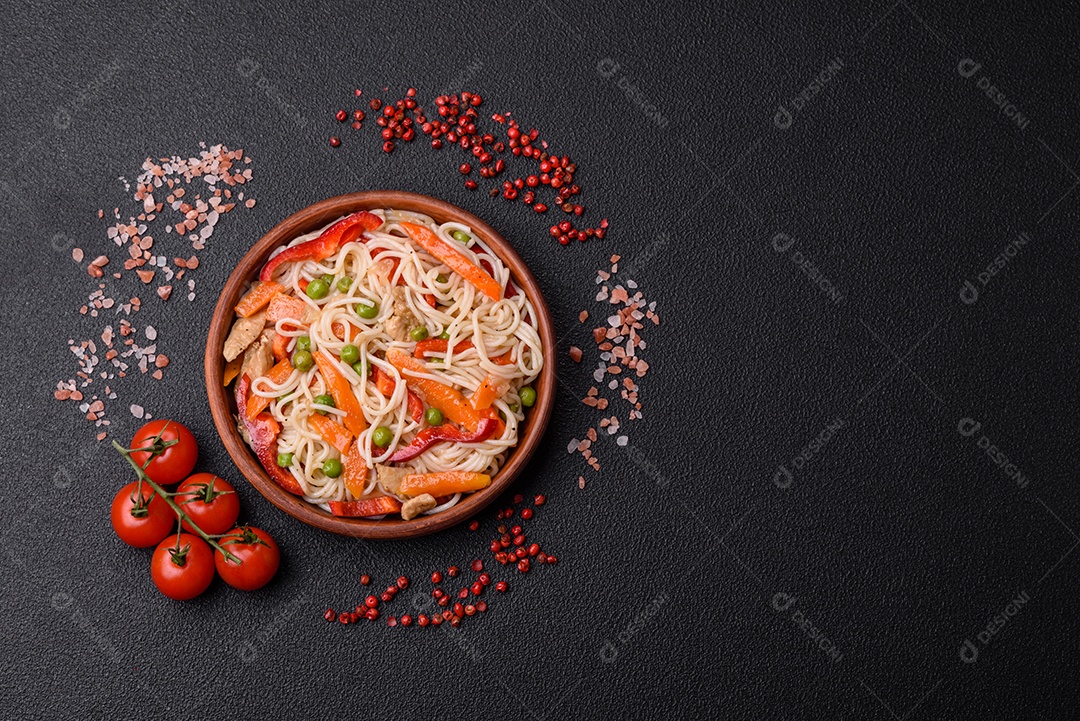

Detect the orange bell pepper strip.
[
  {"left": 271, "top": 332, "right": 290, "bottom": 362},
  {"left": 235, "top": 281, "right": 284, "bottom": 317},
  {"left": 399, "top": 471, "right": 491, "bottom": 498},
  {"left": 470, "top": 372, "right": 512, "bottom": 411},
  {"left": 307, "top": 413, "right": 354, "bottom": 454},
  {"left": 385, "top": 349, "right": 502, "bottom": 432},
  {"left": 259, "top": 211, "right": 383, "bottom": 281},
  {"left": 372, "top": 366, "right": 424, "bottom": 422},
  {"left": 328, "top": 495, "right": 402, "bottom": 517},
  {"left": 266, "top": 294, "right": 308, "bottom": 324},
  {"left": 223, "top": 355, "right": 243, "bottom": 386},
  {"left": 244, "top": 360, "right": 295, "bottom": 420},
  {"left": 313, "top": 351, "right": 368, "bottom": 437},
  {"left": 400, "top": 222, "right": 502, "bottom": 301},
  {"left": 342, "top": 440, "right": 369, "bottom": 498}
]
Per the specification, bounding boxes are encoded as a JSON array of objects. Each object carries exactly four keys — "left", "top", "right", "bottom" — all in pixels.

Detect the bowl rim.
[{"left": 203, "top": 190, "right": 556, "bottom": 539}]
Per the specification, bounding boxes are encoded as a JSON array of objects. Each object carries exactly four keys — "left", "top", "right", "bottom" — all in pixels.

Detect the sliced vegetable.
[
  {"left": 314, "top": 351, "right": 368, "bottom": 436},
  {"left": 398, "top": 471, "right": 492, "bottom": 498},
  {"left": 328, "top": 496, "right": 403, "bottom": 517},
  {"left": 400, "top": 222, "right": 502, "bottom": 301},
  {"left": 343, "top": 440, "right": 368, "bottom": 498},
  {"left": 271, "top": 333, "right": 290, "bottom": 362},
  {"left": 386, "top": 349, "right": 501, "bottom": 432},
  {"left": 266, "top": 294, "right": 310, "bottom": 324},
  {"left": 236, "top": 374, "right": 304, "bottom": 495},
  {"left": 371, "top": 366, "right": 424, "bottom": 423},
  {"left": 259, "top": 211, "right": 383, "bottom": 281},
  {"left": 389, "top": 418, "right": 498, "bottom": 463},
  {"left": 223, "top": 355, "right": 243, "bottom": 386},
  {"left": 245, "top": 360, "right": 295, "bottom": 420},
  {"left": 470, "top": 372, "right": 512, "bottom": 411},
  {"left": 307, "top": 412, "right": 354, "bottom": 454},
  {"left": 235, "top": 281, "right": 284, "bottom": 317}
]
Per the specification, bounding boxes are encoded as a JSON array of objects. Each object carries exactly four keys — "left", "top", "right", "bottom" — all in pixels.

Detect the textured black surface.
[{"left": 2, "top": 1, "right": 1079, "bottom": 718}]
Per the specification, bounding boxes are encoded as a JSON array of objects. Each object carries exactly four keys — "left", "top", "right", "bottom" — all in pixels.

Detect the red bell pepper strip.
[
  {"left": 388, "top": 417, "right": 499, "bottom": 462},
  {"left": 328, "top": 496, "right": 402, "bottom": 517},
  {"left": 236, "top": 374, "right": 304, "bottom": 495},
  {"left": 259, "top": 211, "right": 383, "bottom": 281}
]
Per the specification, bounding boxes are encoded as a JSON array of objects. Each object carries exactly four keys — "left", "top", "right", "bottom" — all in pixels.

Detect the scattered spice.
[
  {"left": 329, "top": 88, "right": 608, "bottom": 243},
  {"left": 53, "top": 143, "right": 257, "bottom": 439},
  {"left": 322, "top": 494, "right": 556, "bottom": 628}
]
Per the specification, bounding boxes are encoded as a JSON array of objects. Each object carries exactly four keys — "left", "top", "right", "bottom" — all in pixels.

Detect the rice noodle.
[{"left": 245, "top": 209, "right": 543, "bottom": 515}]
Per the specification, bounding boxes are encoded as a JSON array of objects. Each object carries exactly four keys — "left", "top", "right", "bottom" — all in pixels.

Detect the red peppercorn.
[
  {"left": 448, "top": 565, "right": 459, "bottom": 577},
  {"left": 335, "top": 109, "right": 347, "bottom": 122},
  {"left": 533, "top": 203, "right": 547, "bottom": 213},
  {"left": 458, "top": 587, "right": 469, "bottom": 599},
  {"left": 489, "top": 539, "right": 501, "bottom": 552},
  {"left": 387, "top": 616, "right": 397, "bottom": 627},
  {"left": 471, "top": 581, "right": 483, "bottom": 596},
  {"left": 324, "top": 609, "right": 337, "bottom": 622},
  {"left": 438, "top": 596, "right": 449, "bottom": 607},
  {"left": 433, "top": 588, "right": 444, "bottom": 598},
  {"left": 370, "top": 98, "right": 381, "bottom": 111},
  {"left": 549, "top": 226, "right": 560, "bottom": 237},
  {"left": 360, "top": 574, "right": 371, "bottom": 585},
  {"left": 431, "top": 614, "right": 443, "bottom": 626},
  {"left": 537, "top": 552, "right": 547, "bottom": 564},
  {"left": 400, "top": 615, "right": 413, "bottom": 627},
  {"left": 547, "top": 555, "right": 558, "bottom": 565},
  {"left": 381, "top": 127, "right": 393, "bottom": 140},
  {"left": 518, "top": 558, "right": 531, "bottom": 573},
  {"left": 431, "top": 571, "right": 443, "bottom": 584},
  {"left": 431, "top": 139, "right": 443, "bottom": 149},
  {"left": 558, "top": 235, "right": 570, "bottom": 245},
  {"left": 470, "top": 559, "right": 483, "bottom": 572},
  {"left": 515, "top": 547, "right": 527, "bottom": 559},
  {"left": 495, "top": 158, "right": 505, "bottom": 173},
  {"left": 453, "top": 603, "right": 465, "bottom": 618},
  {"left": 397, "top": 576, "right": 409, "bottom": 589},
  {"left": 503, "top": 189, "right": 518, "bottom": 200},
  {"left": 479, "top": 573, "right": 491, "bottom": 586},
  {"left": 574, "top": 204, "right": 584, "bottom": 216},
  {"left": 366, "top": 608, "right": 379, "bottom": 621},
  {"left": 351, "top": 121, "right": 362, "bottom": 130},
  {"left": 496, "top": 581, "right": 508, "bottom": 593},
  {"left": 380, "top": 592, "right": 392, "bottom": 602},
  {"left": 528, "top": 543, "right": 541, "bottom": 556},
  {"left": 468, "top": 520, "right": 480, "bottom": 531},
  {"left": 365, "top": 595, "right": 378, "bottom": 608},
  {"left": 510, "top": 525, "right": 522, "bottom": 536},
  {"left": 418, "top": 614, "right": 429, "bottom": 627},
  {"left": 495, "top": 552, "right": 508, "bottom": 564},
  {"left": 354, "top": 88, "right": 363, "bottom": 97},
  {"left": 339, "top": 614, "right": 350, "bottom": 625},
  {"left": 329, "top": 136, "right": 341, "bottom": 148},
  {"left": 513, "top": 534, "right": 526, "bottom": 546},
  {"left": 464, "top": 604, "right": 477, "bottom": 617}
]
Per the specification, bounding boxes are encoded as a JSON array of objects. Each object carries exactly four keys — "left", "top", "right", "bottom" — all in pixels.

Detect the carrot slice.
[
  {"left": 385, "top": 349, "right": 491, "bottom": 431},
  {"left": 266, "top": 294, "right": 308, "bottom": 324},
  {"left": 223, "top": 355, "right": 243, "bottom": 386},
  {"left": 244, "top": 360, "right": 295, "bottom": 420},
  {"left": 308, "top": 413, "right": 354, "bottom": 454},
  {"left": 470, "top": 372, "right": 511, "bottom": 411},
  {"left": 235, "top": 281, "right": 284, "bottom": 318},
  {"left": 399, "top": 471, "right": 491, "bottom": 498},
  {"left": 343, "top": 440, "right": 368, "bottom": 498},
  {"left": 328, "top": 496, "right": 402, "bottom": 517},
  {"left": 400, "top": 222, "right": 502, "bottom": 301},
  {"left": 314, "top": 351, "right": 367, "bottom": 436}
]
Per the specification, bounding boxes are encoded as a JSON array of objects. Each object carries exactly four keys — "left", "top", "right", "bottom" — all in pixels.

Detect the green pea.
[
  {"left": 372, "top": 426, "right": 393, "bottom": 448},
  {"left": 322, "top": 458, "right": 342, "bottom": 478},
  {"left": 336, "top": 276, "right": 353, "bottom": 293},
  {"left": 296, "top": 336, "right": 311, "bottom": 351},
  {"left": 410, "top": 326, "right": 429, "bottom": 341},
  {"left": 519, "top": 386, "right": 537, "bottom": 407},
  {"left": 437, "top": 331, "right": 451, "bottom": 340},
  {"left": 508, "top": 403, "right": 519, "bottom": 413},
  {"left": 292, "top": 350, "right": 314, "bottom": 371},
  {"left": 352, "top": 361, "right": 371, "bottom": 377},
  {"left": 277, "top": 452, "right": 293, "bottom": 468},
  {"left": 306, "top": 278, "right": 330, "bottom": 300},
  {"left": 425, "top": 407, "right": 444, "bottom": 426},
  {"left": 313, "top": 394, "right": 335, "bottom": 413},
  {"left": 340, "top": 344, "right": 360, "bottom": 364},
  {"left": 436, "top": 273, "right": 448, "bottom": 284},
  {"left": 356, "top": 301, "right": 379, "bottom": 319},
  {"left": 321, "top": 273, "right": 336, "bottom": 285},
  {"left": 452, "top": 230, "right": 471, "bottom": 244}
]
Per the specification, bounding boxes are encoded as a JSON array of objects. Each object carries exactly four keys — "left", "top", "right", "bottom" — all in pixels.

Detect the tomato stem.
[{"left": 111, "top": 440, "right": 242, "bottom": 565}]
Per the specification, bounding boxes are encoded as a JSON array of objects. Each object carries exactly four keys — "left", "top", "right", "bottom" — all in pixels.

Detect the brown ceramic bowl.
[{"left": 204, "top": 191, "right": 556, "bottom": 539}]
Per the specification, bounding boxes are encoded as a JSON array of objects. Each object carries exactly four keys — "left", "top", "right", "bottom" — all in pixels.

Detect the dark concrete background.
[{"left": 2, "top": 1, "right": 1078, "bottom": 718}]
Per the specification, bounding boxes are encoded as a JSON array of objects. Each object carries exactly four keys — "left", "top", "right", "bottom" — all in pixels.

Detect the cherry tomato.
[
  {"left": 176, "top": 473, "right": 240, "bottom": 535},
  {"left": 215, "top": 526, "right": 280, "bottom": 591},
  {"left": 129, "top": 420, "right": 198, "bottom": 486},
  {"left": 110, "top": 481, "right": 175, "bottom": 548},
  {"left": 150, "top": 533, "right": 215, "bottom": 600}
]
